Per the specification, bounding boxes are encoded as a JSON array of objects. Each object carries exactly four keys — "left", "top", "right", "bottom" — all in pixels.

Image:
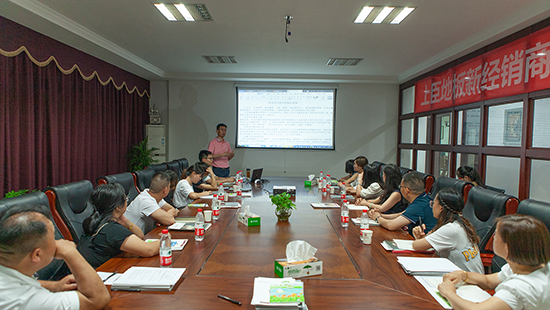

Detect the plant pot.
[{"left": 275, "top": 208, "right": 292, "bottom": 222}]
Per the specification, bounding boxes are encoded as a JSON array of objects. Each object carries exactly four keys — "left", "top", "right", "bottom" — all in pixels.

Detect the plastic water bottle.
[
  {"left": 218, "top": 183, "right": 225, "bottom": 201},
  {"left": 326, "top": 174, "right": 331, "bottom": 191},
  {"left": 159, "top": 229, "right": 172, "bottom": 268},
  {"left": 341, "top": 200, "right": 350, "bottom": 228},
  {"left": 322, "top": 177, "right": 327, "bottom": 192},
  {"left": 236, "top": 180, "right": 243, "bottom": 196},
  {"left": 212, "top": 195, "right": 220, "bottom": 220},
  {"left": 195, "top": 208, "right": 205, "bottom": 241},
  {"left": 361, "top": 209, "right": 370, "bottom": 231},
  {"left": 340, "top": 184, "right": 347, "bottom": 199},
  {"left": 319, "top": 171, "right": 324, "bottom": 187}
]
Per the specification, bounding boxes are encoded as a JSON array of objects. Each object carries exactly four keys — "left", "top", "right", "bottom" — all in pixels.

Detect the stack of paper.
[
  {"left": 221, "top": 202, "right": 241, "bottom": 208},
  {"left": 310, "top": 202, "right": 340, "bottom": 209},
  {"left": 414, "top": 275, "right": 491, "bottom": 309},
  {"left": 251, "top": 277, "right": 308, "bottom": 310},
  {"left": 351, "top": 218, "right": 380, "bottom": 226},
  {"left": 168, "top": 222, "right": 212, "bottom": 231},
  {"left": 397, "top": 257, "right": 461, "bottom": 276},
  {"left": 381, "top": 239, "right": 433, "bottom": 253},
  {"left": 145, "top": 239, "right": 188, "bottom": 251},
  {"left": 111, "top": 267, "right": 186, "bottom": 291}
]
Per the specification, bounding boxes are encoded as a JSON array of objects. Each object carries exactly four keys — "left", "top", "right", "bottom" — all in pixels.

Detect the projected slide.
[{"left": 237, "top": 88, "right": 335, "bottom": 149}]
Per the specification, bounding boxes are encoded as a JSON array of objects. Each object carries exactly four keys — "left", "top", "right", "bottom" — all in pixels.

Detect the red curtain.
[{"left": 0, "top": 52, "right": 149, "bottom": 196}]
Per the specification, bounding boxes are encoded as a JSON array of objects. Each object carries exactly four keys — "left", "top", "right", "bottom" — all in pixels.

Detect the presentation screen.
[{"left": 236, "top": 88, "right": 336, "bottom": 149}]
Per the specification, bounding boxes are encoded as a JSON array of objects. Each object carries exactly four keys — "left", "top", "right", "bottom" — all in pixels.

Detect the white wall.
[{"left": 150, "top": 80, "right": 399, "bottom": 178}]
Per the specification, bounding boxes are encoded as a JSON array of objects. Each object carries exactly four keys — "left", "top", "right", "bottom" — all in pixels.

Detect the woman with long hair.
[
  {"left": 359, "top": 164, "right": 406, "bottom": 214},
  {"left": 78, "top": 183, "right": 159, "bottom": 268},
  {"left": 341, "top": 156, "right": 368, "bottom": 195},
  {"left": 354, "top": 164, "right": 383, "bottom": 200},
  {"left": 438, "top": 214, "right": 550, "bottom": 309},
  {"left": 412, "top": 188, "right": 483, "bottom": 273},
  {"left": 338, "top": 159, "right": 356, "bottom": 183}
]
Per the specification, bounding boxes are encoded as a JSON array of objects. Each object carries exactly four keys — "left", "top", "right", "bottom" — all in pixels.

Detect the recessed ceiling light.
[
  {"left": 154, "top": 4, "right": 177, "bottom": 21},
  {"left": 373, "top": 7, "right": 394, "bottom": 24},
  {"left": 390, "top": 7, "right": 414, "bottom": 24},
  {"left": 354, "top": 6, "right": 374, "bottom": 23},
  {"left": 174, "top": 4, "right": 195, "bottom": 21}
]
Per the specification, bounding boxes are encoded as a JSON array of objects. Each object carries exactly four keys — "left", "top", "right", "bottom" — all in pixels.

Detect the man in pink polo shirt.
[{"left": 208, "top": 123, "right": 234, "bottom": 177}]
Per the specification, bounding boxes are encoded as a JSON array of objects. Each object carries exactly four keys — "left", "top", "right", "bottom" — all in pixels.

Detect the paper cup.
[
  {"left": 362, "top": 229, "right": 373, "bottom": 245},
  {"left": 204, "top": 210, "right": 213, "bottom": 222}
]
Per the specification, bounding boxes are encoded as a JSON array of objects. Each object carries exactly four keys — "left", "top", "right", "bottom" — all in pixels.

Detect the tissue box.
[
  {"left": 274, "top": 258, "right": 323, "bottom": 278},
  {"left": 238, "top": 212, "right": 261, "bottom": 227},
  {"left": 273, "top": 186, "right": 296, "bottom": 196}
]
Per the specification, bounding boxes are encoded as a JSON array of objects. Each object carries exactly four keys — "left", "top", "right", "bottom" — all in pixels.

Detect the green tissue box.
[{"left": 238, "top": 212, "right": 261, "bottom": 227}]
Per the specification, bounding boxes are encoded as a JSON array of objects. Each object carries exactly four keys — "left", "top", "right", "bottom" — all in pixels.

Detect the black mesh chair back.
[
  {"left": 48, "top": 180, "right": 94, "bottom": 243},
  {"left": 166, "top": 160, "right": 183, "bottom": 178},
  {"left": 133, "top": 167, "right": 156, "bottom": 192},
  {"left": 97, "top": 172, "right": 140, "bottom": 203},
  {"left": 176, "top": 158, "right": 189, "bottom": 171}
]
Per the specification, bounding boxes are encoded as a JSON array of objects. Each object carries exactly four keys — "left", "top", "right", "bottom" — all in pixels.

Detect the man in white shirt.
[
  {"left": 124, "top": 172, "right": 179, "bottom": 234},
  {"left": 0, "top": 205, "right": 110, "bottom": 310}
]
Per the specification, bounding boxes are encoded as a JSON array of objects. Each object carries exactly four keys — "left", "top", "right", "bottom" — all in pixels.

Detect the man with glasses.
[
  {"left": 194, "top": 150, "right": 235, "bottom": 192},
  {"left": 369, "top": 172, "right": 436, "bottom": 236}
]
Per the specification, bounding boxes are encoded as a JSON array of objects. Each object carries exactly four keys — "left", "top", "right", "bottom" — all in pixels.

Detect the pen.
[
  {"left": 418, "top": 216, "right": 423, "bottom": 228},
  {"left": 103, "top": 272, "right": 117, "bottom": 283},
  {"left": 218, "top": 294, "right": 242, "bottom": 306}
]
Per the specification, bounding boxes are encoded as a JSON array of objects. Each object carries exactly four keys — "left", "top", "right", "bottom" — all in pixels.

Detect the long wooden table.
[{"left": 99, "top": 177, "right": 443, "bottom": 309}]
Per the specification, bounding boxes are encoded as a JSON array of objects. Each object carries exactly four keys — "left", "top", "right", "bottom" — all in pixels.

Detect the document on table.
[
  {"left": 351, "top": 218, "right": 379, "bottom": 226},
  {"left": 200, "top": 195, "right": 214, "bottom": 199},
  {"left": 397, "top": 257, "right": 461, "bottom": 275},
  {"left": 241, "top": 191, "right": 252, "bottom": 197},
  {"left": 347, "top": 204, "right": 367, "bottom": 211},
  {"left": 145, "top": 239, "right": 188, "bottom": 251},
  {"left": 111, "top": 267, "right": 186, "bottom": 291},
  {"left": 97, "top": 271, "right": 122, "bottom": 285},
  {"left": 310, "top": 202, "right": 340, "bottom": 209},
  {"left": 168, "top": 222, "right": 212, "bottom": 231},
  {"left": 251, "top": 277, "right": 306, "bottom": 309},
  {"left": 414, "top": 275, "right": 491, "bottom": 309},
  {"left": 221, "top": 202, "right": 241, "bottom": 208}
]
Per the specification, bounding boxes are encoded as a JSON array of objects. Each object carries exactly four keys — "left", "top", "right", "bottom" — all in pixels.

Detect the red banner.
[{"left": 414, "top": 25, "right": 550, "bottom": 113}]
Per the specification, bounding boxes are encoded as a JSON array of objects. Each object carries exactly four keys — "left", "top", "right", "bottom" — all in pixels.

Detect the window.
[
  {"left": 433, "top": 151, "right": 450, "bottom": 179},
  {"left": 401, "top": 119, "right": 414, "bottom": 143},
  {"left": 456, "top": 153, "right": 479, "bottom": 171},
  {"left": 400, "top": 149, "right": 413, "bottom": 169},
  {"left": 401, "top": 86, "right": 415, "bottom": 115},
  {"left": 532, "top": 97, "right": 550, "bottom": 148},
  {"left": 485, "top": 156, "right": 520, "bottom": 197},
  {"left": 530, "top": 159, "right": 550, "bottom": 201},
  {"left": 434, "top": 113, "right": 451, "bottom": 145},
  {"left": 417, "top": 150, "right": 427, "bottom": 173},
  {"left": 417, "top": 116, "right": 429, "bottom": 144},
  {"left": 457, "top": 108, "right": 480, "bottom": 145},
  {"left": 487, "top": 102, "right": 523, "bottom": 147}
]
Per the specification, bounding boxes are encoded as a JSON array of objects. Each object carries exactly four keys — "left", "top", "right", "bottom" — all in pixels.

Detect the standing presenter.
[{"left": 208, "top": 123, "right": 234, "bottom": 177}]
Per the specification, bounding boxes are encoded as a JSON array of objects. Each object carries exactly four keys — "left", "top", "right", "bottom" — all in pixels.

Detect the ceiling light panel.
[
  {"left": 202, "top": 56, "right": 237, "bottom": 64},
  {"left": 326, "top": 58, "right": 363, "bottom": 66},
  {"left": 154, "top": 3, "right": 213, "bottom": 21},
  {"left": 354, "top": 6, "right": 415, "bottom": 24}
]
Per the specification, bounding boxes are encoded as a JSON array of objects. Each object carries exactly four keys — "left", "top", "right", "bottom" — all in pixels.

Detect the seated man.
[
  {"left": 0, "top": 205, "right": 110, "bottom": 310},
  {"left": 194, "top": 150, "right": 235, "bottom": 192},
  {"left": 174, "top": 162, "right": 213, "bottom": 208},
  {"left": 369, "top": 171, "right": 437, "bottom": 236},
  {"left": 124, "top": 172, "right": 178, "bottom": 234}
]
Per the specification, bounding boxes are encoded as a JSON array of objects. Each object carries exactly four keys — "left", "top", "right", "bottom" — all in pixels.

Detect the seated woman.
[
  {"left": 354, "top": 164, "right": 383, "bottom": 200},
  {"left": 456, "top": 166, "right": 485, "bottom": 187},
  {"left": 359, "top": 164, "right": 406, "bottom": 214},
  {"left": 342, "top": 156, "right": 368, "bottom": 195},
  {"left": 412, "top": 188, "right": 483, "bottom": 273},
  {"left": 338, "top": 159, "right": 356, "bottom": 183},
  {"left": 78, "top": 183, "right": 159, "bottom": 269},
  {"left": 174, "top": 162, "right": 212, "bottom": 208},
  {"left": 438, "top": 214, "right": 550, "bottom": 310}
]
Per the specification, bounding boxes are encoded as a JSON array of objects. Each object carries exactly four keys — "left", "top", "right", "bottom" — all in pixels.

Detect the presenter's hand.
[
  {"left": 412, "top": 224, "right": 426, "bottom": 239},
  {"left": 228, "top": 151, "right": 235, "bottom": 160},
  {"left": 55, "top": 274, "right": 77, "bottom": 292},
  {"left": 437, "top": 280, "right": 457, "bottom": 298}
]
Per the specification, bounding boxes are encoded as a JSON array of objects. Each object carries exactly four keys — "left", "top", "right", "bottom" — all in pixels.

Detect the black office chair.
[
  {"left": 414, "top": 172, "right": 435, "bottom": 194},
  {"left": 146, "top": 163, "right": 168, "bottom": 173},
  {"left": 97, "top": 172, "right": 140, "bottom": 203},
  {"left": 166, "top": 160, "right": 183, "bottom": 178},
  {"left": 371, "top": 161, "right": 385, "bottom": 179},
  {"left": 486, "top": 185, "right": 505, "bottom": 194},
  {"left": 0, "top": 192, "right": 68, "bottom": 280},
  {"left": 462, "top": 186, "right": 518, "bottom": 267},
  {"left": 399, "top": 167, "right": 413, "bottom": 177},
  {"left": 47, "top": 180, "right": 94, "bottom": 243},
  {"left": 429, "top": 177, "right": 473, "bottom": 203},
  {"left": 133, "top": 167, "right": 156, "bottom": 192},
  {"left": 492, "top": 199, "right": 550, "bottom": 272},
  {"left": 176, "top": 157, "right": 189, "bottom": 171}
]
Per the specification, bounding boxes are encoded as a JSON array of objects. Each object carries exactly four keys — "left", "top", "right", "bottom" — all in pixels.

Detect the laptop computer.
[{"left": 250, "top": 168, "right": 263, "bottom": 183}]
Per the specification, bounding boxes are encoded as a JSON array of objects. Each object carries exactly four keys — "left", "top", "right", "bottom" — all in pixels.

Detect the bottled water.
[
  {"left": 322, "top": 177, "right": 327, "bottom": 192},
  {"left": 340, "top": 184, "right": 346, "bottom": 199},
  {"left": 341, "top": 200, "right": 349, "bottom": 228},
  {"left": 319, "top": 171, "right": 323, "bottom": 187},
  {"left": 212, "top": 195, "right": 220, "bottom": 220},
  {"left": 195, "top": 208, "right": 205, "bottom": 241},
  {"left": 218, "top": 183, "right": 225, "bottom": 201},
  {"left": 361, "top": 209, "right": 370, "bottom": 231},
  {"left": 159, "top": 229, "right": 172, "bottom": 268}
]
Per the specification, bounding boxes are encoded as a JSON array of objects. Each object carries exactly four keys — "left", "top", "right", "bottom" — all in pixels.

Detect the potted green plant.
[
  {"left": 3, "top": 189, "right": 34, "bottom": 199},
  {"left": 270, "top": 192, "right": 297, "bottom": 221},
  {"left": 128, "top": 137, "right": 159, "bottom": 171}
]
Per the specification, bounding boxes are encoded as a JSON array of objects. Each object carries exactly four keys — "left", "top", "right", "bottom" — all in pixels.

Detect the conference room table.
[{"left": 98, "top": 177, "right": 444, "bottom": 309}]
